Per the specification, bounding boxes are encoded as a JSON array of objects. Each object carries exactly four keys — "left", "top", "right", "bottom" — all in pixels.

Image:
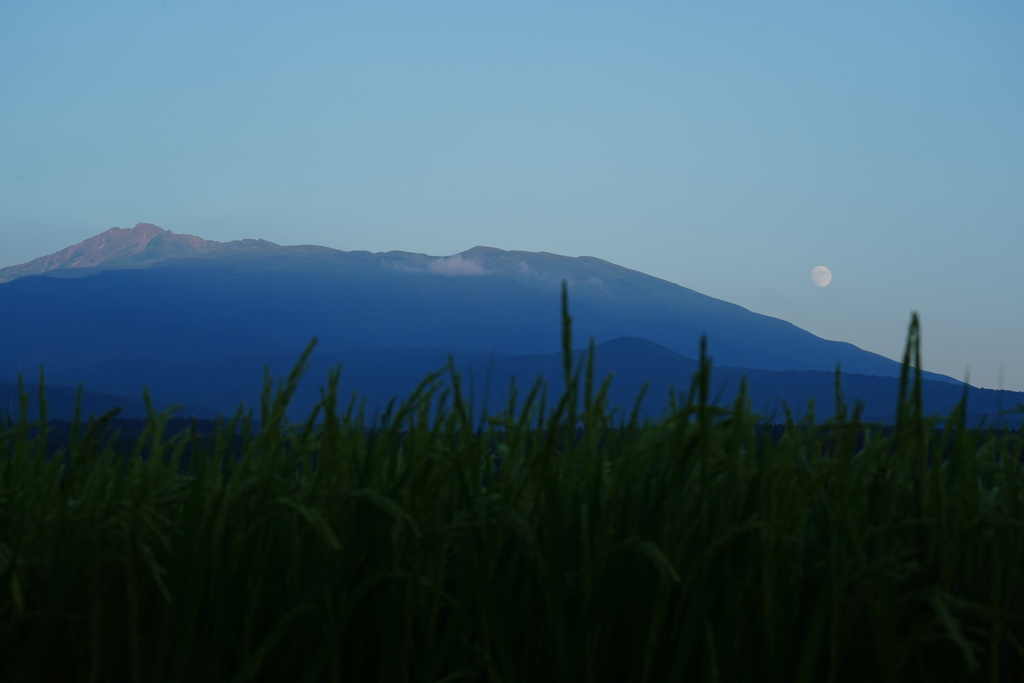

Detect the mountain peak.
[
  {"left": 125, "top": 222, "right": 164, "bottom": 234},
  {"left": 0, "top": 223, "right": 278, "bottom": 283}
]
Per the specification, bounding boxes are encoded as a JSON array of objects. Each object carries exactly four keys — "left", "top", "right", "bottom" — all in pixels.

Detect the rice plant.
[{"left": 1, "top": 296, "right": 1023, "bottom": 682}]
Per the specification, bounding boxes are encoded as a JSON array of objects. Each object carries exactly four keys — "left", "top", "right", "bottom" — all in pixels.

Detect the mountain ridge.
[{"left": 0, "top": 223, "right": 277, "bottom": 283}]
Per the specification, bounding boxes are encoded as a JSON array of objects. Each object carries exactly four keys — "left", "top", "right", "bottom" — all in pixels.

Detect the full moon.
[{"left": 811, "top": 266, "right": 832, "bottom": 287}]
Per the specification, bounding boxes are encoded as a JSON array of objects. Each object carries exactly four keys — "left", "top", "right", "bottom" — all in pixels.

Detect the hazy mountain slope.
[
  {"left": 0, "top": 381, "right": 216, "bottom": 421},
  {"left": 21, "top": 337, "right": 1020, "bottom": 427},
  {"left": 0, "top": 223, "right": 275, "bottom": 283}
]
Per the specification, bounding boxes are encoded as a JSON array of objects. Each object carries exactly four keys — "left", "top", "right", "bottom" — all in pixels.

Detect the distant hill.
[
  {"left": 0, "top": 381, "right": 216, "bottom": 422},
  {"left": 3, "top": 223, "right": 1016, "bottom": 426},
  {"left": 13, "top": 336, "right": 1013, "bottom": 427}
]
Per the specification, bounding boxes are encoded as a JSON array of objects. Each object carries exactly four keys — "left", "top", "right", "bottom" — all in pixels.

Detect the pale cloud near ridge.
[{"left": 427, "top": 255, "right": 486, "bottom": 277}]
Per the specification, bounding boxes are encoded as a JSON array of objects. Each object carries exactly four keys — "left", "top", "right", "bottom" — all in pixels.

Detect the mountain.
[
  {"left": 3, "top": 223, "right": 1017, "bottom": 425},
  {"left": 0, "top": 235, "right": 954, "bottom": 378},
  {"left": 0, "top": 223, "right": 276, "bottom": 283}
]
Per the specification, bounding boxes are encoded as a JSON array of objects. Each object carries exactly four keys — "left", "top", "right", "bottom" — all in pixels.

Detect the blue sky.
[{"left": 3, "top": 1, "right": 1023, "bottom": 391}]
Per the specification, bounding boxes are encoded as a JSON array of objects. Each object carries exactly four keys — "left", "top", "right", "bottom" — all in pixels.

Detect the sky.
[{"left": 2, "top": 1, "right": 1023, "bottom": 391}]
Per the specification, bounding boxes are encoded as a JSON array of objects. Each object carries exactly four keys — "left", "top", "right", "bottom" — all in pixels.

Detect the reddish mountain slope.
[{"left": 0, "top": 223, "right": 276, "bottom": 283}]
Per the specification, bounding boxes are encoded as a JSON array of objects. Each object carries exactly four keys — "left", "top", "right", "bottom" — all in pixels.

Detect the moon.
[{"left": 811, "top": 266, "right": 832, "bottom": 287}]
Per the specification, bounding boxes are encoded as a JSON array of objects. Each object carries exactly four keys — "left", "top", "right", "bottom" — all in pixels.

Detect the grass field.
[{"left": 2, "top": 298, "right": 1023, "bottom": 682}]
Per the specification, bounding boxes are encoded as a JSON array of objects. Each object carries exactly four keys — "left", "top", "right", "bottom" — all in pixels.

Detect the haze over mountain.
[{"left": 2, "top": 224, "right": 1019, "bottom": 426}]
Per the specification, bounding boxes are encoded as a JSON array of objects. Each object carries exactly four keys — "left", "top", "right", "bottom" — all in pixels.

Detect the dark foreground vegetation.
[{"left": 2, "top": 305, "right": 1024, "bottom": 682}]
